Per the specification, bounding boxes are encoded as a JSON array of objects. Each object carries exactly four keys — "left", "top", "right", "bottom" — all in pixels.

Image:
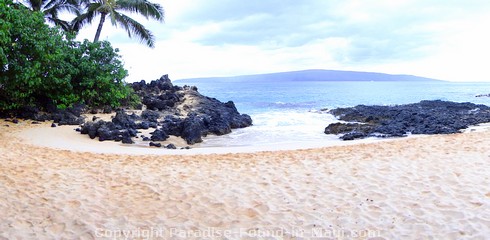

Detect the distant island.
[{"left": 176, "top": 69, "right": 445, "bottom": 83}]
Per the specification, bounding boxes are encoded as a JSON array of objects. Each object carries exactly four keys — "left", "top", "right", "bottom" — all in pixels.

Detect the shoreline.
[
  {"left": 2, "top": 119, "right": 490, "bottom": 239},
  {"left": 14, "top": 119, "right": 420, "bottom": 155},
  {"left": 14, "top": 118, "right": 490, "bottom": 155}
]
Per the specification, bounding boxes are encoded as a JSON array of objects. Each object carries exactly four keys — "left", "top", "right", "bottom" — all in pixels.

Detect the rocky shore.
[
  {"left": 2, "top": 75, "right": 253, "bottom": 146},
  {"left": 79, "top": 75, "right": 253, "bottom": 146},
  {"left": 325, "top": 100, "right": 490, "bottom": 140}
]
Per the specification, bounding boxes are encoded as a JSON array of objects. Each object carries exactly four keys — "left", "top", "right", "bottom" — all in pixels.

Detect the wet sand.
[{"left": 1, "top": 119, "right": 490, "bottom": 239}]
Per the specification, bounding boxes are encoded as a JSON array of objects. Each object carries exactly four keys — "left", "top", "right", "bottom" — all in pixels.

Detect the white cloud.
[{"left": 71, "top": 0, "right": 490, "bottom": 82}]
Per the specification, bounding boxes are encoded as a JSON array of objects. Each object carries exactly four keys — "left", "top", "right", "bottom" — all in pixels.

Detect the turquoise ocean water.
[{"left": 175, "top": 80, "right": 490, "bottom": 147}]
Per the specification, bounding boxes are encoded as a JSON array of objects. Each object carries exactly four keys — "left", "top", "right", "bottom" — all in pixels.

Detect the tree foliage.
[
  {"left": 19, "top": 0, "right": 81, "bottom": 32},
  {"left": 73, "top": 0, "right": 164, "bottom": 48},
  {"left": 70, "top": 39, "right": 135, "bottom": 108},
  {"left": 0, "top": 1, "right": 138, "bottom": 111}
]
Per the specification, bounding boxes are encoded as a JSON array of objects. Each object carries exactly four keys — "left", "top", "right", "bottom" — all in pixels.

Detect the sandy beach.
[{"left": 1, "top": 119, "right": 490, "bottom": 239}]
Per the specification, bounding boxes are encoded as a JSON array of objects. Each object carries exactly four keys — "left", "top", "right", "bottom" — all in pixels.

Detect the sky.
[{"left": 74, "top": 0, "right": 490, "bottom": 82}]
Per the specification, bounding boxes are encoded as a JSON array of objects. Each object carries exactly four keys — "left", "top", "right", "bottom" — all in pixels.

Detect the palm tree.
[
  {"left": 20, "top": 0, "right": 81, "bottom": 32},
  {"left": 73, "top": 0, "right": 164, "bottom": 48}
]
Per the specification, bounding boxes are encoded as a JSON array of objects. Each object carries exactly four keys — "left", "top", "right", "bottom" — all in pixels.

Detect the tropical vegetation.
[
  {"left": 0, "top": 0, "right": 138, "bottom": 111},
  {"left": 73, "top": 0, "right": 165, "bottom": 48},
  {"left": 18, "top": 0, "right": 81, "bottom": 32}
]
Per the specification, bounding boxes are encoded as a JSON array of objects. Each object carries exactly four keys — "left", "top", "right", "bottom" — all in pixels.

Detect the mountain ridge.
[{"left": 175, "top": 69, "right": 445, "bottom": 83}]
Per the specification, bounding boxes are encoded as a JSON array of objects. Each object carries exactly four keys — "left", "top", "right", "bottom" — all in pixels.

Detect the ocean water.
[{"left": 175, "top": 80, "right": 490, "bottom": 147}]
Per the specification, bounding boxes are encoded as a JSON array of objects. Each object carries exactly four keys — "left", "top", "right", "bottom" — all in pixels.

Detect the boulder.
[
  {"left": 150, "top": 129, "right": 169, "bottom": 141},
  {"left": 341, "top": 131, "right": 367, "bottom": 141},
  {"left": 160, "top": 115, "right": 184, "bottom": 136},
  {"left": 121, "top": 131, "right": 134, "bottom": 144},
  {"left": 141, "top": 110, "right": 161, "bottom": 122},
  {"left": 181, "top": 113, "right": 208, "bottom": 144},
  {"left": 166, "top": 144, "right": 177, "bottom": 149},
  {"left": 149, "top": 142, "right": 162, "bottom": 147},
  {"left": 112, "top": 110, "right": 138, "bottom": 129}
]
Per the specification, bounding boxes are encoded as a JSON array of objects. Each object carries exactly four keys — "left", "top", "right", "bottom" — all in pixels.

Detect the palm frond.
[
  {"left": 116, "top": 0, "right": 164, "bottom": 21},
  {"left": 23, "top": 0, "right": 44, "bottom": 11},
  {"left": 113, "top": 11, "right": 155, "bottom": 47},
  {"left": 71, "top": 3, "right": 100, "bottom": 31},
  {"left": 54, "top": 2, "right": 81, "bottom": 15},
  {"left": 43, "top": 0, "right": 62, "bottom": 11},
  {"left": 46, "top": 17, "right": 72, "bottom": 32}
]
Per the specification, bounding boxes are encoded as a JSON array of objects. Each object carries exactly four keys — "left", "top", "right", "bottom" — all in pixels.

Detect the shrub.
[{"left": 0, "top": 0, "right": 138, "bottom": 112}]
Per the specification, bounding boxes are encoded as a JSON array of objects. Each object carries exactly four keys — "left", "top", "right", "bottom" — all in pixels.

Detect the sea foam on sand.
[{"left": 1, "top": 120, "right": 490, "bottom": 239}]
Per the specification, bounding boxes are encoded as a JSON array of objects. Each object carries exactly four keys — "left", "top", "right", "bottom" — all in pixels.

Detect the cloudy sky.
[{"left": 75, "top": 0, "right": 490, "bottom": 82}]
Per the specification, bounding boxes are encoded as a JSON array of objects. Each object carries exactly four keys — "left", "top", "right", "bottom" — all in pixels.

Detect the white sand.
[
  {"left": 1, "top": 119, "right": 490, "bottom": 239},
  {"left": 17, "top": 122, "right": 392, "bottom": 155}
]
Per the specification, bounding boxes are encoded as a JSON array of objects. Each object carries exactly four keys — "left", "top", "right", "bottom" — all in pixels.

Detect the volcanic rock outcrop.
[
  {"left": 80, "top": 75, "right": 253, "bottom": 145},
  {"left": 325, "top": 100, "right": 490, "bottom": 140}
]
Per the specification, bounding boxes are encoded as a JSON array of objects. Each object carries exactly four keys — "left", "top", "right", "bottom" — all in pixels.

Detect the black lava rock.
[
  {"left": 166, "top": 144, "right": 177, "bottom": 149},
  {"left": 141, "top": 110, "right": 161, "bottom": 122},
  {"left": 326, "top": 100, "right": 490, "bottom": 140},
  {"left": 77, "top": 74, "right": 253, "bottom": 145},
  {"left": 181, "top": 113, "right": 208, "bottom": 144},
  {"left": 150, "top": 129, "right": 169, "bottom": 141},
  {"left": 149, "top": 142, "right": 162, "bottom": 147}
]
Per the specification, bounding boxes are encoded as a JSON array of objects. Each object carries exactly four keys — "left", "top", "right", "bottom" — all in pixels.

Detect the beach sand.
[{"left": 1, "top": 119, "right": 490, "bottom": 239}]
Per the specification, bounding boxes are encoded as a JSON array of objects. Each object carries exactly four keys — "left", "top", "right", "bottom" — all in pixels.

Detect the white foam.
[{"left": 198, "top": 110, "right": 340, "bottom": 148}]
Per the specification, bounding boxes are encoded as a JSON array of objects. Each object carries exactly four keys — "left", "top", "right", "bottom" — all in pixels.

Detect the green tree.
[
  {"left": 73, "top": 0, "right": 164, "bottom": 47},
  {"left": 0, "top": 1, "right": 138, "bottom": 111},
  {"left": 19, "top": 0, "right": 81, "bottom": 32},
  {"left": 0, "top": 2, "right": 77, "bottom": 110},
  {"left": 0, "top": 0, "right": 11, "bottom": 67},
  {"left": 70, "top": 39, "right": 134, "bottom": 108}
]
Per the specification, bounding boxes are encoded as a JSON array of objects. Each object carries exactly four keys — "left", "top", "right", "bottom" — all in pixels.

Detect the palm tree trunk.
[{"left": 94, "top": 12, "right": 107, "bottom": 42}]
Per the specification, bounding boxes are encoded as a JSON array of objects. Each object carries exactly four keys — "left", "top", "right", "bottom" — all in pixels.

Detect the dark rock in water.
[
  {"left": 142, "top": 137, "right": 150, "bottom": 141},
  {"left": 341, "top": 131, "right": 367, "bottom": 140},
  {"left": 326, "top": 100, "right": 490, "bottom": 140},
  {"left": 149, "top": 142, "right": 162, "bottom": 147},
  {"left": 150, "top": 129, "right": 169, "bottom": 141},
  {"left": 51, "top": 123, "right": 57, "bottom": 127},
  {"left": 324, "top": 122, "right": 374, "bottom": 135},
  {"left": 166, "top": 144, "right": 177, "bottom": 149},
  {"left": 12, "top": 119, "right": 19, "bottom": 124},
  {"left": 75, "top": 128, "right": 81, "bottom": 132}
]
